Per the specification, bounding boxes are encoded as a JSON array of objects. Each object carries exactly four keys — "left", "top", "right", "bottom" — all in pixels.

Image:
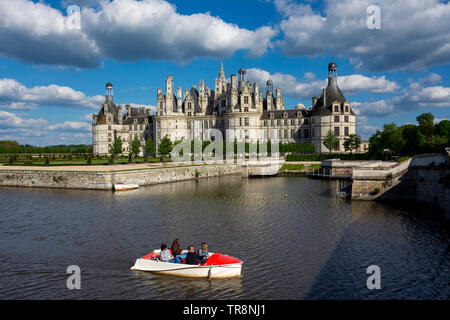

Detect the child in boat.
[
  {"left": 171, "top": 238, "right": 186, "bottom": 263},
  {"left": 198, "top": 242, "right": 210, "bottom": 263},
  {"left": 160, "top": 243, "right": 174, "bottom": 263},
  {"left": 185, "top": 245, "right": 200, "bottom": 265}
]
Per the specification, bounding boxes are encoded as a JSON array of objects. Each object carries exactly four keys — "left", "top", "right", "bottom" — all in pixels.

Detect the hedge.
[{"left": 285, "top": 153, "right": 374, "bottom": 161}]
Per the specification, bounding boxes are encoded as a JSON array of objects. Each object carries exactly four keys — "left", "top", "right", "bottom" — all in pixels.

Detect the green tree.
[
  {"left": 145, "top": 137, "right": 156, "bottom": 158},
  {"left": 130, "top": 136, "right": 141, "bottom": 159},
  {"left": 109, "top": 137, "right": 123, "bottom": 162},
  {"left": 323, "top": 130, "right": 340, "bottom": 152},
  {"left": 343, "top": 134, "right": 361, "bottom": 153},
  {"left": 158, "top": 135, "right": 173, "bottom": 163},
  {"left": 416, "top": 112, "right": 434, "bottom": 138}
]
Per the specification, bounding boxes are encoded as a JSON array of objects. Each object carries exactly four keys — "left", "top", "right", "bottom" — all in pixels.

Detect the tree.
[
  {"left": 145, "top": 137, "right": 156, "bottom": 158},
  {"left": 158, "top": 135, "right": 173, "bottom": 163},
  {"left": 343, "top": 134, "right": 361, "bottom": 153},
  {"left": 109, "top": 137, "right": 123, "bottom": 162},
  {"left": 130, "top": 136, "right": 141, "bottom": 159},
  {"left": 416, "top": 113, "right": 434, "bottom": 138},
  {"left": 323, "top": 130, "right": 340, "bottom": 152}
]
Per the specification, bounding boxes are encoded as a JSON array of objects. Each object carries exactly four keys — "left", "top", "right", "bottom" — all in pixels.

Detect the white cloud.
[
  {"left": 246, "top": 68, "right": 400, "bottom": 100},
  {"left": 48, "top": 121, "right": 92, "bottom": 132},
  {"left": 0, "top": 0, "right": 277, "bottom": 68},
  {"left": 0, "top": 78, "right": 104, "bottom": 109},
  {"left": 351, "top": 100, "right": 394, "bottom": 117},
  {"left": 276, "top": 0, "right": 450, "bottom": 71},
  {"left": 0, "top": 110, "right": 48, "bottom": 128}
]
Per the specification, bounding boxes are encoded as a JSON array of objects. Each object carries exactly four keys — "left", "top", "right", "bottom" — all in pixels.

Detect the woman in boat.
[
  {"left": 198, "top": 242, "right": 210, "bottom": 264},
  {"left": 160, "top": 243, "right": 174, "bottom": 263},
  {"left": 171, "top": 239, "right": 186, "bottom": 263}
]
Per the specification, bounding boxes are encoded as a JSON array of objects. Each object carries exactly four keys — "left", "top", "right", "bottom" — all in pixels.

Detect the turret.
[{"left": 105, "top": 82, "right": 113, "bottom": 102}]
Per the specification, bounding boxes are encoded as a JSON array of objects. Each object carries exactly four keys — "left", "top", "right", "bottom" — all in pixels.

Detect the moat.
[{"left": 0, "top": 176, "right": 448, "bottom": 299}]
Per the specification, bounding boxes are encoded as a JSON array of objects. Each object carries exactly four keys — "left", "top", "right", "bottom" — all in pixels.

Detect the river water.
[{"left": 0, "top": 176, "right": 448, "bottom": 299}]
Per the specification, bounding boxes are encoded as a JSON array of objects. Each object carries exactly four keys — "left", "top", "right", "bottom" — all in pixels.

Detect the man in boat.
[{"left": 185, "top": 245, "right": 200, "bottom": 265}]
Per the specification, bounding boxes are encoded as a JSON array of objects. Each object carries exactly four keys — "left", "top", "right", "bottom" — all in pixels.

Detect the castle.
[{"left": 92, "top": 62, "right": 357, "bottom": 155}]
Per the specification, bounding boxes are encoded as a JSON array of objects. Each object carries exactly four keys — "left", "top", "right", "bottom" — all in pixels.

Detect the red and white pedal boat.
[{"left": 130, "top": 250, "right": 243, "bottom": 279}]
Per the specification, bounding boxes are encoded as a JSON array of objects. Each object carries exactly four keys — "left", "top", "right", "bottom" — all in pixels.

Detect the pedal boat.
[
  {"left": 113, "top": 182, "right": 139, "bottom": 191},
  {"left": 130, "top": 250, "right": 243, "bottom": 278}
]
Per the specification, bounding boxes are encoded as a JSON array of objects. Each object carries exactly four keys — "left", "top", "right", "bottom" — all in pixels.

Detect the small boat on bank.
[
  {"left": 113, "top": 182, "right": 139, "bottom": 191},
  {"left": 130, "top": 250, "right": 243, "bottom": 278}
]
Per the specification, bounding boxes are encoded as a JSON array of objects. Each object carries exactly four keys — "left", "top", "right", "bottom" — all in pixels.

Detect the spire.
[{"left": 219, "top": 62, "right": 225, "bottom": 80}]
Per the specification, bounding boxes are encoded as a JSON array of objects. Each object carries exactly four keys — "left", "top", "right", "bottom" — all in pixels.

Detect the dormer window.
[
  {"left": 283, "top": 112, "right": 288, "bottom": 118},
  {"left": 334, "top": 105, "right": 339, "bottom": 112},
  {"left": 345, "top": 105, "right": 349, "bottom": 112},
  {"left": 270, "top": 113, "right": 274, "bottom": 119}
]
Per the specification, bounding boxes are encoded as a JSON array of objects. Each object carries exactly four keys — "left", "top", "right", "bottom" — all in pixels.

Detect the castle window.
[
  {"left": 334, "top": 116, "right": 340, "bottom": 122},
  {"left": 345, "top": 116, "right": 349, "bottom": 122},
  {"left": 345, "top": 105, "right": 349, "bottom": 112},
  {"left": 291, "top": 119, "right": 295, "bottom": 126},
  {"left": 244, "top": 107, "right": 248, "bottom": 112},
  {"left": 277, "top": 120, "right": 281, "bottom": 126},
  {"left": 334, "top": 105, "right": 339, "bottom": 112},
  {"left": 284, "top": 119, "right": 288, "bottom": 126},
  {"left": 239, "top": 118, "right": 242, "bottom": 126},
  {"left": 271, "top": 120, "right": 275, "bottom": 126},
  {"left": 244, "top": 117, "right": 249, "bottom": 126},
  {"left": 270, "top": 113, "right": 274, "bottom": 119},
  {"left": 284, "top": 130, "right": 288, "bottom": 138},
  {"left": 188, "top": 102, "right": 192, "bottom": 109},
  {"left": 345, "top": 127, "right": 349, "bottom": 136},
  {"left": 290, "top": 129, "right": 295, "bottom": 138},
  {"left": 108, "top": 125, "right": 111, "bottom": 130},
  {"left": 264, "top": 120, "right": 267, "bottom": 126},
  {"left": 244, "top": 96, "right": 249, "bottom": 104},
  {"left": 334, "top": 127, "right": 340, "bottom": 136},
  {"left": 283, "top": 112, "right": 287, "bottom": 118}
]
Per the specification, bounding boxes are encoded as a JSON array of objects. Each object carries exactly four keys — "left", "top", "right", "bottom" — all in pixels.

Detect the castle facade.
[{"left": 92, "top": 62, "right": 357, "bottom": 156}]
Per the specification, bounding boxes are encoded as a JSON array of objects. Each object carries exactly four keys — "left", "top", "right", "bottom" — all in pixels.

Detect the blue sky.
[{"left": 0, "top": 0, "right": 449, "bottom": 146}]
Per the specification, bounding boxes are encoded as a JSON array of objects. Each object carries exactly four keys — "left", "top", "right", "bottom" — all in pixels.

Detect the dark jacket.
[{"left": 185, "top": 251, "right": 199, "bottom": 265}]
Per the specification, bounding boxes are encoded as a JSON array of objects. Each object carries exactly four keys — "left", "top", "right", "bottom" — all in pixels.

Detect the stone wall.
[
  {"left": 0, "top": 164, "right": 242, "bottom": 190},
  {"left": 349, "top": 153, "right": 449, "bottom": 220}
]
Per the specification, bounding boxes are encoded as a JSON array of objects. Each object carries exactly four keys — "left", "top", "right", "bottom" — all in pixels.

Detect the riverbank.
[{"left": 0, "top": 163, "right": 243, "bottom": 190}]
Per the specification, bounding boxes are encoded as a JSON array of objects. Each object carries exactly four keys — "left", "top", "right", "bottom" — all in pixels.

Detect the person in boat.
[
  {"left": 185, "top": 245, "right": 200, "bottom": 265},
  {"left": 198, "top": 242, "right": 210, "bottom": 264},
  {"left": 159, "top": 243, "right": 175, "bottom": 263},
  {"left": 171, "top": 238, "right": 186, "bottom": 263}
]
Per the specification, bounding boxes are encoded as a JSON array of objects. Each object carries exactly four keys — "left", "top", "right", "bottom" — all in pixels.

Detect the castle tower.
[
  {"left": 266, "top": 79, "right": 273, "bottom": 110},
  {"left": 106, "top": 82, "right": 113, "bottom": 102},
  {"left": 238, "top": 67, "right": 246, "bottom": 89}
]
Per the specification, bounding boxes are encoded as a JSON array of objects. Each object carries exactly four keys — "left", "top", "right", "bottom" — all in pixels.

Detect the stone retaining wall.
[{"left": 0, "top": 164, "right": 242, "bottom": 190}]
